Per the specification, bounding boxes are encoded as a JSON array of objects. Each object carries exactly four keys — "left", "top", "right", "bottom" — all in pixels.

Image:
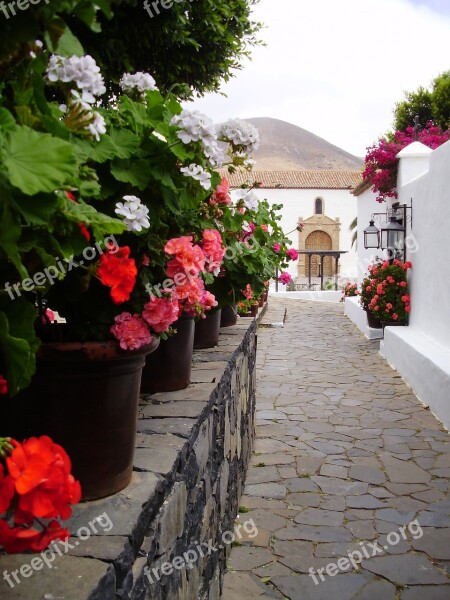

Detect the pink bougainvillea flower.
[{"left": 110, "top": 312, "right": 152, "bottom": 350}]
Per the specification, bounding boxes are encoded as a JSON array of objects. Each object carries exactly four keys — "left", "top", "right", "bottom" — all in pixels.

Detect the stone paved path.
[{"left": 222, "top": 299, "right": 450, "bottom": 600}]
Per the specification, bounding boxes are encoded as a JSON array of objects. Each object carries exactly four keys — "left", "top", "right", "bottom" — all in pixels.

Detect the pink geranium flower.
[
  {"left": 278, "top": 272, "right": 292, "bottom": 285},
  {"left": 273, "top": 243, "right": 281, "bottom": 253},
  {"left": 211, "top": 178, "right": 231, "bottom": 205},
  {"left": 110, "top": 313, "right": 152, "bottom": 350},
  {"left": 286, "top": 248, "right": 299, "bottom": 261},
  {"left": 142, "top": 293, "right": 179, "bottom": 333},
  {"left": 165, "top": 236, "right": 205, "bottom": 275},
  {"left": 202, "top": 229, "right": 226, "bottom": 274}
]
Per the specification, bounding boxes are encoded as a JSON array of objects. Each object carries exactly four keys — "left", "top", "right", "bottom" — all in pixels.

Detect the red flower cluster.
[
  {"left": 361, "top": 260, "right": 412, "bottom": 322},
  {"left": 0, "top": 374, "right": 7, "bottom": 395},
  {"left": 0, "top": 436, "right": 81, "bottom": 553},
  {"left": 98, "top": 246, "right": 137, "bottom": 304}
]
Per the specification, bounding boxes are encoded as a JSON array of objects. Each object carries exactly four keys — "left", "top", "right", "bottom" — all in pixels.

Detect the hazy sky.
[{"left": 189, "top": 0, "right": 450, "bottom": 158}]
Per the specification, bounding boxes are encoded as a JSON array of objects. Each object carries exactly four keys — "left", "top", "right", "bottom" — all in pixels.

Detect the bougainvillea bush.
[
  {"left": 0, "top": 436, "right": 81, "bottom": 553},
  {"left": 362, "top": 123, "right": 450, "bottom": 203},
  {"left": 361, "top": 260, "right": 412, "bottom": 323}
]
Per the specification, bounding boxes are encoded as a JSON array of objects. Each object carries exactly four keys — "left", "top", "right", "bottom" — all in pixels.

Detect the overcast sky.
[{"left": 189, "top": 0, "right": 450, "bottom": 158}]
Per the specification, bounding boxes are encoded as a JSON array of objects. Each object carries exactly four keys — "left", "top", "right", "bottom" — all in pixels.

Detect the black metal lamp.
[
  {"left": 380, "top": 216, "right": 405, "bottom": 255},
  {"left": 363, "top": 220, "right": 380, "bottom": 249}
]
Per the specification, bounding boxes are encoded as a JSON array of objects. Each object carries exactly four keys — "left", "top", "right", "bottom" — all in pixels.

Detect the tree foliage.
[
  {"left": 0, "top": 0, "right": 263, "bottom": 99},
  {"left": 393, "top": 71, "right": 450, "bottom": 131}
]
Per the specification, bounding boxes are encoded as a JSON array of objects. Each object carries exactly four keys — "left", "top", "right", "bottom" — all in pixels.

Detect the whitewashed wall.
[
  {"left": 249, "top": 188, "right": 358, "bottom": 280},
  {"left": 396, "top": 140, "right": 450, "bottom": 351},
  {"left": 378, "top": 140, "right": 450, "bottom": 429}
]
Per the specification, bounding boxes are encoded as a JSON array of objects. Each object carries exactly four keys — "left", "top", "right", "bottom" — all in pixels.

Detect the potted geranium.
[
  {"left": 0, "top": 435, "right": 81, "bottom": 554},
  {"left": 363, "top": 260, "right": 412, "bottom": 329},
  {"left": 340, "top": 282, "right": 359, "bottom": 302}
]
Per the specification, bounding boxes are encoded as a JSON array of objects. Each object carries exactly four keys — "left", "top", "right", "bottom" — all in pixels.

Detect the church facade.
[{"left": 223, "top": 170, "right": 361, "bottom": 283}]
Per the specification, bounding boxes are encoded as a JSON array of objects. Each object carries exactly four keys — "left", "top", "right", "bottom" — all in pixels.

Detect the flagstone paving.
[{"left": 222, "top": 299, "right": 450, "bottom": 600}]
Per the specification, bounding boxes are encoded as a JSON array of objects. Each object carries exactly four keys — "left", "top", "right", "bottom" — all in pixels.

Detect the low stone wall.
[{"left": 0, "top": 319, "right": 258, "bottom": 600}]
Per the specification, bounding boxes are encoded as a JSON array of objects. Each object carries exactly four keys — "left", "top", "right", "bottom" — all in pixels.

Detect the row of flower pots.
[{"left": 3, "top": 300, "right": 264, "bottom": 502}]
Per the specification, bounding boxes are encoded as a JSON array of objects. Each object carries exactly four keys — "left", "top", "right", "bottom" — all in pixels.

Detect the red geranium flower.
[
  {"left": 0, "top": 375, "right": 7, "bottom": 395},
  {"left": 98, "top": 246, "right": 137, "bottom": 304},
  {"left": 66, "top": 192, "right": 91, "bottom": 241}
]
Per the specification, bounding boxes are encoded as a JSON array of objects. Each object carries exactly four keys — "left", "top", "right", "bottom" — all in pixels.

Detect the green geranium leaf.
[
  {"left": 55, "top": 26, "right": 85, "bottom": 57},
  {"left": 0, "top": 301, "right": 40, "bottom": 396},
  {"left": 0, "top": 108, "right": 15, "bottom": 132},
  {"left": 111, "top": 158, "right": 151, "bottom": 190},
  {"left": 2, "top": 126, "right": 78, "bottom": 195},
  {"left": 0, "top": 206, "right": 28, "bottom": 280},
  {"left": 63, "top": 201, "right": 126, "bottom": 240}
]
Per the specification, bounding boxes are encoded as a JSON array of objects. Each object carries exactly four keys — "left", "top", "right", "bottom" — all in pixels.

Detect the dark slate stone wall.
[{"left": 0, "top": 319, "right": 257, "bottom": 600}]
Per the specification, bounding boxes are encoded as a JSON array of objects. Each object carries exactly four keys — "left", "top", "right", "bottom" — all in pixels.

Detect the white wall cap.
[{"left": 396, "top": 141, "right": 433, "bottom": 159}]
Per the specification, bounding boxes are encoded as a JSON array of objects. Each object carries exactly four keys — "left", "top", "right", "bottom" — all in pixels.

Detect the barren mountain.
[{"left": 246, "top": 117, "right": 363, "bottom": 171}]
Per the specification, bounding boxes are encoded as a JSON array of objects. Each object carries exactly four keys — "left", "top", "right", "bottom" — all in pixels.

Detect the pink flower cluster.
[
  {"left": 286, "top": 248, "right": 299, "bottom": 261},
  {"left": 165, "top": 236, "right": 218, "bottom": 317},
  {"left": 242, "top": 284, "right": 253, "bottom": 300},
  {"left": 363, "top": 123, "right": 450, "bottom": 203},
  {"left": 110, "top": 293, "right": 180, "bottom": 350},
  {"left": 202, "top": 229, "right": 226, "bottom": 274},
  {"left": 110, "top": 313, "right": 152, "bottom": 351},
  {"left": 278, "top": 272, "right": 292, "bottom": 285},
  {"left": 142, "top": 293, "right": 180, "bottom": 333},
  {"left": 210, "top": 178, "right": 231, "bottom": 206}
]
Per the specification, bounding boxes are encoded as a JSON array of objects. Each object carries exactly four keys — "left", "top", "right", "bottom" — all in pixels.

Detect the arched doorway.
[{"left": 305, "top": 231, "right": 333, "bottom": 277}]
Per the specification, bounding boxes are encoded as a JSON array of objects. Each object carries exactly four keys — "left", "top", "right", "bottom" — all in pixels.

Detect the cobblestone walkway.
[{"left": 222, "top": 299, "right": 450, "bottom": 600}]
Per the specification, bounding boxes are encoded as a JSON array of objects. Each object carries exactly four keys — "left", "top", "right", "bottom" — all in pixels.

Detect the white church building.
[{"left": 224, "top": 170, "right": 361, "bottom": 285}]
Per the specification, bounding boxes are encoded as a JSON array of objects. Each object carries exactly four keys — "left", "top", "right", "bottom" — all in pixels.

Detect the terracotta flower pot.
[
  {"left": 194, "top": 309, "right": 222, "bottom": 349},
  {"left": 220, "top": 304, "right": 238, "bottom": 327},
  {"left": 5, "top": 338, "right": 159, "bottom": 501},
  {"left": 141, "top": 313, "right": 194, "bottom": 394}
]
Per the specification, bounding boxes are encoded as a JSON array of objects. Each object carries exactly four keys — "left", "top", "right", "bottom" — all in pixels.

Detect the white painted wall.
[
  {"left": 352, "top": 139, "right": 450, "bottom": 429},
  {"left": 246, "top": 188, "right": 358, "bottom": 280},
  {"left": 397, "top": 140, "right": 450, "bottom": 350}
]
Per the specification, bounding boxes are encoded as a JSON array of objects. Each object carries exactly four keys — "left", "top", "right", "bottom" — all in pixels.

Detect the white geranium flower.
[
  {"left": 219, "top": 119, "right": 260, "bottom": 153},
  {"left": 46, "top": 55, "right": 106, "bottom": 103},
  {"left": 119, "top": 72, "right": 158, "bottom": 93},
  {"left": 180, "top": 164, "right": 212, "bottom": 190},
  {"left": 242, "top": 191, "right": 260, "bottom": 211},
  {"left": 115, "top": 195, "right": 150, "bottom": 232},
  {"left": 88, "top": 111, "right": 107, "bottom": 142},
  {"left": 170, "top": 110, "right": 216, "bottom": 145}
]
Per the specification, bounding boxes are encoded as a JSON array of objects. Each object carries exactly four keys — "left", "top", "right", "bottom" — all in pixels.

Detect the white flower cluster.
[
  {"left": 219, "top": 119, "right": 260, "bottom": 153},
  {"left": 180, "top": 164, "right": 212, "bottom": 190},
  {"left": 170, "top": 110, "right": 225, "bottom": 168},
  {"left": 115, "top": 196, "right": 150, "bottom": 232},
  {"left": 119, "top": 72, "right": 158, "bottom": 94},
  {"left": 46, "top": 55, "right": 106, "bottom": 103},
  {"left": 234, "top": 189, "right": 260, "bottom": 211},
  {"left": 46, "top": 54, "right": 107, "bottom": 141}
]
